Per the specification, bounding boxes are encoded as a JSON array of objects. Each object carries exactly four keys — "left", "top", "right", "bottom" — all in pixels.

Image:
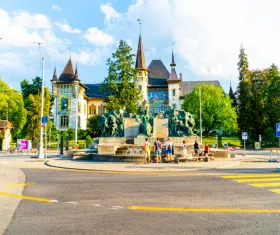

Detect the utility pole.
[{"left": 38, "top": 57, "right": 45, "bottom": 158}]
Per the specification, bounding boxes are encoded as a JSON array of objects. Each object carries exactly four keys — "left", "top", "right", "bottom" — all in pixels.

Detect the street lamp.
[{"left": 38, "top": 57, "right": 45, "bottom": 158}]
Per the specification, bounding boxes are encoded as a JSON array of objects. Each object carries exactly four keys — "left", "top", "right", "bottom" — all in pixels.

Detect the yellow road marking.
[
  {"left": 5, "top": 183, "right": 35, "bottom": 188},
  {"left": 0, "top": 191, "right": 52, "bottom": 203},
  {"left": 127, "top": 206, "right": 280, "bottom": 213},
  {"left": 269, "top": 189, "right": 280, "bottom": 194},
  {"left": 250, "top": 183, "right": 280, "bottom": 187},
  {"left": 222, "top": 174, "right": 280, "bottom": 179},
  {"left": 235, "top": 178, "right": 280, "bottom": 183}
]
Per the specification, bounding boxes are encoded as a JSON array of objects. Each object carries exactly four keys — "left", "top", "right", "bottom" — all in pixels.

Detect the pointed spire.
[
  {"left": 167, "top": 45, "right": 180, "bottom": 82},
  {"left": 58, "top": 59, "right": 76, "bottom": 81},
  {"left": 170, "top": 43, "right": 176, "bottom": 67},
  {"left": 51, "top": 65, "right": 57, "bottom": 82},
  {"left": 135, "top": 35, "right": 147, "bottom": 70},
  {"left": 74, "top": 62, "right": 80, "bottom": 81}
]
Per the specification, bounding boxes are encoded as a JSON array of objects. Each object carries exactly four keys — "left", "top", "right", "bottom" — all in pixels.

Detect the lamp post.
[
  {"left": 38, "top": 57, "right": 45, "bottom": 158},
  {"left": 74, "top": 81, "right": 79, "bottom": 146}
]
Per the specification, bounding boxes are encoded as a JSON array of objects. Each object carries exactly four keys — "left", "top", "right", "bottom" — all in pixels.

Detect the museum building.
[{"left": 51, "top": 34, "right": 221, "bottom": 131}]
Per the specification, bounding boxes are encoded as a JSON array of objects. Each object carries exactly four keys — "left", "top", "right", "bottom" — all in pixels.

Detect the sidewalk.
[{"left": 46, "top": 158, "right": 242, "bottom": 172}]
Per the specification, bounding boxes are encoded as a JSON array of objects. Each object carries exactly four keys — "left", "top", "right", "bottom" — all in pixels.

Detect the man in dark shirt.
[{"left": 194, "top": 141, "right": 199, "bottom": 155}]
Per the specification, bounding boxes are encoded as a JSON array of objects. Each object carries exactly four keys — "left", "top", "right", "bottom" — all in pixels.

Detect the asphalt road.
[{"left": 3, "top": 165, "right": 280, "bottom": 235}]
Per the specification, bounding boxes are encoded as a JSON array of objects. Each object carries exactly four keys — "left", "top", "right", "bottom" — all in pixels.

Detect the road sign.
[
  {"left": 242, "top": 132, "right": 248, "bottom": 140},
  {"left": 224, "top": 142, "right": 228, "bottom": 150},
  {"left": 255, "top": 142, "right": 260, "bottom": 150},
  {"left": 42, "top": 116, "right": 48, "bottom": 124},
  {"left": 276, "top": 123, "right": 280, "bottom": 137}
]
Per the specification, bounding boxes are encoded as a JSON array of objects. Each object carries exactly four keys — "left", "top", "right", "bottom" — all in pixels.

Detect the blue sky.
[{"left": 1, "top": 0, "right": 280, "bottom": 92}]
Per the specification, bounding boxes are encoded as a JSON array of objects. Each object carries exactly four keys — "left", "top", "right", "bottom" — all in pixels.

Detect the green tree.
[
  {"left": 248, "top": 69, "right": 269, "bottom": 140},
  {"left": 266, "top": 65, "right": 280, "bottom": 129},
  {"left": 102, "top": 40, "right": 142, "bottom": 113},
  {"left": 87, "top": 114, "right": 101, "bottom": 137},
  {"left": 20, "top": 78, "right": 52, "bottom": 146},
  {"left": 0, "top": 78, "right": 27, "bottom": 135},
  {"left": 183, "top": 84, "right": 238, "bottom": 137},
  {"left": 236, "top": 46, "right": 251, "bottom": 137},
  {"left": 21, "top": 77, "right": 42, "bottom": 99},
  {"left": 237, "top": 45, "right": 249, "bottom": 81},
  {"left": 229, "top": 85, "right": 237, "bottom": 107}
]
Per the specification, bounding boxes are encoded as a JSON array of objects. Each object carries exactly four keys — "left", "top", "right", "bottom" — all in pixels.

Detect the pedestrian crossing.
[{"left": 220, "top": 173, "right": 280, "bottom": 195}]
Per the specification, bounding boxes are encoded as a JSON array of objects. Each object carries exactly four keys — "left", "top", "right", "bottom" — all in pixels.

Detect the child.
[{"left": 143, "top": 138, "right": 151, "bottom": 164}]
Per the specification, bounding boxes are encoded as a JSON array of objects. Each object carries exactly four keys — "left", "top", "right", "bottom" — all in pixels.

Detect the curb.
[{"left": 45, "top": 160, "right": 242, "bottom": 173}]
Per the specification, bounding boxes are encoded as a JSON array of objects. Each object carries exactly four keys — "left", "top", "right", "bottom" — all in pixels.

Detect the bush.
[{"left": 85, "top": 135, "right": 93, "bottom": 148}]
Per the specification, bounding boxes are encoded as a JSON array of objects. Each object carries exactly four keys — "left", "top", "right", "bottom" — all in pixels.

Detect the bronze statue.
[
  {"left": 164, "top": 109, "right": 195, "bottom": 136},
  {"left": 135, "top": 107, "right": 154, "bottom": 137},
  {"left": 99, "top": 108, "right": 125, "bottom": 137}
]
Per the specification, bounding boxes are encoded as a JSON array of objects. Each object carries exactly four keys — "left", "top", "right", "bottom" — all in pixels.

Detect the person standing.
[
  {"left": 154, "top": 138, "right": 162, "bottom": 163},
  {"left": 204, "top": 143, "right": 209, "bottom": 156},
  {"left": 194, "top": 141, "right": 199, "bottom": 156},
  {"left": 182, "top": 140, "right": 188, "bottom": 158},
  {"left": 143, "top": 138, "right": 151, "bottom": 164},
  {"left": 165, "top": 138, "right": 173, "bottom": 162}
]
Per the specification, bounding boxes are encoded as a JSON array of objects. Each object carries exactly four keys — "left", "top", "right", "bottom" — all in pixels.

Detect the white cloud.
[
  {"left": 52, "top": 4, "right": 62, "bottom": 12},
  {"left": 13, "top": 10, "right": 51, "bottom": 29},
  {"left": 83, "top": 27, "right": 114, "bottom": 46},
  {"left": 46, "top": 47, "right": 107, "bottom": 66},
  {"left": 0, "top": 52, "right": 24, "bottom": 68},
  {"left": 102, "top": 0, "right": 280, "bottom": 90},
  {"left": 55, "top": 20, "right": 81, "bottom": 34},
  {"left": 100, "top": 3, "right": 120, "bottom": 22}
]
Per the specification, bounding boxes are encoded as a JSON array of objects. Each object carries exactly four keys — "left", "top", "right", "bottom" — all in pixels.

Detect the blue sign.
[
  {"left": 42, "top": 116, "right": 48, "bottom": 124},
  {"left": 242, "top": 132, "right": 248, "bottom": 140},
  {"left": 276, "top": 123, "right": 280, "bottom": 137}
]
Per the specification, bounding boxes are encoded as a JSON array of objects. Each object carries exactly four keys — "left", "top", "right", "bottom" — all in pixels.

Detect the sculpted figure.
[
  {"left": 99, "top": 109, "right": 125, "bottom": 137},
  {"left": 136, "top": 107, "right": 154, "bottom": 137},
  {"left": 164, "top": 109, "right": 195, "bottom": 137}
]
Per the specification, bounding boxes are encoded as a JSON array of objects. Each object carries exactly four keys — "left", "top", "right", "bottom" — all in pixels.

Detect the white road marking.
[
  {"left": 92, "top": 204, "right": 102, "bottom": 207},
  {"left": 51, "top": 200, "right": 59, "bottom": 203},
  {"left": 0, "top": 161, "right": 8, "bottom": 165},
  {"left": 64, "top": 202, "right": 78, "bottom": 204},
  {"left": 111, "top": 206, "right": 124, "bottom": 209}
]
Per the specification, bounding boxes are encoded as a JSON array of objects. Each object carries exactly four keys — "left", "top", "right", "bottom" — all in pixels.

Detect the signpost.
[
  {"left": 42, "top": 116, "right": 48, "bottom": 160},
  {"left": 224, "top": 142, "right": 228, "bottom": 150},
  {"left": 255, "top": 142, "right": 260, "bottom": 151},
  {"left": 259, "top": 135, "right": 262, "bottom": 150},
  {"left": 242, "top": 132, "right": 248, "bottom": 156},
  {"left": 276, "top": 123, "right": 280, "bottom": 148}
]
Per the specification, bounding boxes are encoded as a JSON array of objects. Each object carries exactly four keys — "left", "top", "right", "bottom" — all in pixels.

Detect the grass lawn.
[{"left": 202, "top": 135, "right": 241, "bottom": 147}]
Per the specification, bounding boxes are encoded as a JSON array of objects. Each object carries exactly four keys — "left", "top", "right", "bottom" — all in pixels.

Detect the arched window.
[{"left": 92, "top": 104, "right": 96, "bottom": 114}]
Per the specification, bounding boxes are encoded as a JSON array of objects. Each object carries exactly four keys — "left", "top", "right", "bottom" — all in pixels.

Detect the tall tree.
[
  {"left": 237, "top": 45, "right": 249, "bottom": 81},
  {"left": 21, "top": 77, "right": 42, "bottom": 99},
  {"left": 248, "top": 69, "right": 269, "bottom": 140},
  {"left": 20, "top": 78, "right": 52, "bottom": 146},
  {"left": 229, "top": 82, "right": 237, "bottom": 107},
  {"left": 266, "top": 65, "right": 280, "bottom": 131},
  {"left": 183, "top": 84, "right": 238, "bottom": 137},
  {"left": 0, "top": 78, "right": 27, "bottom": 135},
  {"left": 236, "top": 46, "right": 251, "bottom": 137},
  {"left": 102, "top": 40, "right": 142, "bottom": 113}
]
